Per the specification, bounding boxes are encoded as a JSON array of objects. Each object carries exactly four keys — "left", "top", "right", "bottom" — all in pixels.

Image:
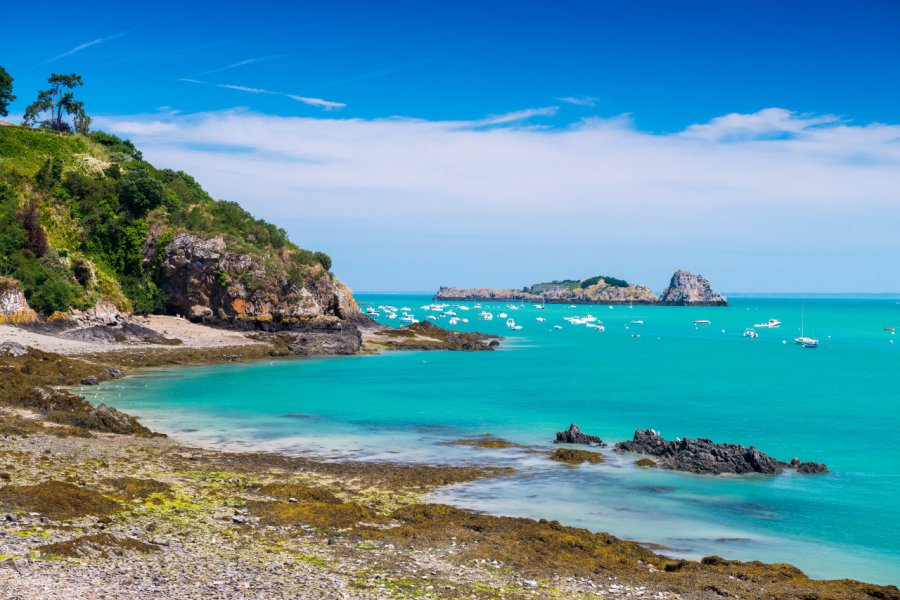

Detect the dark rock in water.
[
  {"left": 614, "top": 429, "right": 783, "bottom": 475},
  {"left": 554, "top": 424, "right": 605, "bottom": 446},
  {"left": 796, "top": 461, "right": 828, "bottom": 474},
  {"left": 81, "top": 376, "right": 99, "bottom": 386},
  {"left": 103, "top": 368, "right": 124, "bottom": 379}
]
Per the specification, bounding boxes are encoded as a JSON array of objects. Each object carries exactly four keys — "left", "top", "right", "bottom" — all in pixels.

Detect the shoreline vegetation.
[{"left": 1, "top": 323, "right": 897, "bottom": 598}]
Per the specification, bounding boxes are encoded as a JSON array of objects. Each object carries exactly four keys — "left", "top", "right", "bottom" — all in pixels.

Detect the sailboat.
[{"left": 794, "top": 304, "right": 818, "bottom": 348}]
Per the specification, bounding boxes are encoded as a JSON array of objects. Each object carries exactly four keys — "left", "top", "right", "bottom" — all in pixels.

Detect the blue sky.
[{"left": 2, "top": 1, "right": 899, "bottom": 292}]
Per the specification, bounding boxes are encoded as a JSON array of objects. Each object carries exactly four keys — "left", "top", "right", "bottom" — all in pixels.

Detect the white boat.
[
  {"left": 694, "top": 319, "right": 711, "bottom": 325},
  {"left": 498, "top": 312, "right": 508, "bottom": 318},
  {"left": 427, "top": 315, "right": 438, "bottom": 321},
  {"left": 506, "top": 318, "right": 516, "bottom": 329},
  {"left": 536, "top": 317, "right": 546, "bottom": 323},
  {"left": 743, "top": 329, "right": 759, "bottom": 338},
  {"left": 753, "top": 319, "right": 782, "bottom": 329},
  {"left": 631, "top": 320, "right": 644, "bottom": 325},
  {"left": 553, "top": 325, "right": 563, "bottom": 330},
  {"left": 387, "top": 313, "right": 397, "bottom": 320},
  {"left": 400, "top": 314, "right": 418, "bottom": 323},
  {"left": 448, "top": 317, "right": 460, "bottom": 325},
  {"left": 794, "top": 304, "right": 818, "bottom": 347},
  {"left": 480, "top": 311, "right": 494, "bottom": 320}
]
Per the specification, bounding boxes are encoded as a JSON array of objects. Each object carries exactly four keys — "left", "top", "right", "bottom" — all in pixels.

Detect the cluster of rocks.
[
  {"left": 554, "top": 423, "right": 606, "bottom": 446},
  {"left": 613, "top": 429, "right": 828, "bottom": 475}
]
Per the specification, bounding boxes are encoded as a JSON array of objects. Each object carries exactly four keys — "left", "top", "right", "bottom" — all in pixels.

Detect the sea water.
[{"left": 83, "top": 296, "right": 900, "bottom": 584}]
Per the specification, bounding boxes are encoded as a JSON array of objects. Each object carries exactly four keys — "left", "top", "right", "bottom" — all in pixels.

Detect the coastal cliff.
[
  {"left": 435, "top": 269, "right": 728, "bottom": 305},
  {"left": 0, "top": 125, "right": 363, "bottom": 339},
  {"left": 157, "top": 233, "right": 360, "bottom": 328}
]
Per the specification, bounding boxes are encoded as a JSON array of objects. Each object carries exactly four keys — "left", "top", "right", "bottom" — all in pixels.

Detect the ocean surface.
[{"left": 84, "top": 295, "right": 900, "bottom": 585}]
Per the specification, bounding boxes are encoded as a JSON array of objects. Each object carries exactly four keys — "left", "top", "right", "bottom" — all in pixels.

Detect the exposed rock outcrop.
[
  {"left": 554, "top": 423, "right": 606, "bottom": 446},
  {"left": 614, "top": 429, "right": 784, "bottom": 475},
  {"left": 0, "top": 277, "right": 38, "bottom": 324},
  {"left": 364, "top": 321, "right": 500, "bottom": 351},
  {"left": 158, "top": 233, "right": 361, "bottom": 330},
  {"left": 435, "top": 282, "right": 657, "bottom": 305},
  {"left": 659, "top": 270, "right": 727, "bottom": 306},
  {"left": 614, "top": 430, "right": 828, "bottom": 476},
  {"left": 435, "top": 270, "right": 727, "bottom": 306}
]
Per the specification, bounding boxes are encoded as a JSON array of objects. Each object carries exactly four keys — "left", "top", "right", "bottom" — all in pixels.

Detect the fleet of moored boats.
[{"left": 361, "top": 302, "right": 898, "bottom": 349}]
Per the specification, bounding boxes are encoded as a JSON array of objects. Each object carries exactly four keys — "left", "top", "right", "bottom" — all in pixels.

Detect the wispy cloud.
[
  {"left": 44, "top": 32, "right": 128, "bottom": 64},
  {"left": 93, "top": 108, "right": 900, "bottom": 292},
  {"left": 180, "top": 79, "right": 346, "bottom": 111},
  {"left": 196, "top": 55, "right": 284, "bottom": 77},
  {"left": 558, "top": 95, "right": 599, "bottom": 107},
  {"left": 473, "top": 106, "right": 559, "bottom": 127},
  {"left": 284, "top": 95, "right": 347, "bottom": 110}
]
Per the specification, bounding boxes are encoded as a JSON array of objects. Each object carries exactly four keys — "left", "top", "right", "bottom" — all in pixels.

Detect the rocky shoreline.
[{"left": 0, "top": 339, "right": 896, "bottom": 597}]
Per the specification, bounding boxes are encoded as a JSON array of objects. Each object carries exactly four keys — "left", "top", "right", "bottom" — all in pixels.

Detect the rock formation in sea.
[
  {"left": 614, "top": 430, "right": 828, "bottom": 475},
  {"left": 434, "top": 270, "right": 727, "bottom": 305},
  {"left": 554, "top": 423, "right": 606, "bottom": 446},
  {"left": 658, "top": 269, "right": 728, "bottom": 306}
]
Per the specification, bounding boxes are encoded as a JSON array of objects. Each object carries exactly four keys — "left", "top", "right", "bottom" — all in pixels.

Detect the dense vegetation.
[
  {"left": 524, "top": 275, "right": 630, "bottom": 294},
  {"left": 578, "top": 275, "right": 629, "bottom": 289},
  {"left": 0, "top": 125, "right": 331, "bottom": 314}
]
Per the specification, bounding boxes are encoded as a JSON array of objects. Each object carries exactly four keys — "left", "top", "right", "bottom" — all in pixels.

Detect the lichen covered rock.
[
  {"left": 0, "top": 277, "right": 38, "bottom": 324},
  {"left": 158, "top": 233, "right": 360, "bottom": 329}
]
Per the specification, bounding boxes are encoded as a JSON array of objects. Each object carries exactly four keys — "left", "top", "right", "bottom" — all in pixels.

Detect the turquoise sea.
[{"left": 83, "top": 295, "right": 900, "bottom": 585}]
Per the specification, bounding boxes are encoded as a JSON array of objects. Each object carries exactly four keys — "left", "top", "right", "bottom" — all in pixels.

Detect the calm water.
[{"left": 84, "top": 295, "right": 900, "bottom": 584}]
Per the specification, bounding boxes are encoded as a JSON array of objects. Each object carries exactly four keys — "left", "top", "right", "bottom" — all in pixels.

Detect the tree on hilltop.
[
  {"left": 0, "top": 66, "right": 14, "bottom": 117},
  {"left": 23, "top": 73, "right": 91, "bottom": 133}
]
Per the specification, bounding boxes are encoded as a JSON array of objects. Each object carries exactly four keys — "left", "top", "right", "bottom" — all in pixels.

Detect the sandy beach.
[{"left": 0, "top": 316, "right": 265, "bottom": 356}]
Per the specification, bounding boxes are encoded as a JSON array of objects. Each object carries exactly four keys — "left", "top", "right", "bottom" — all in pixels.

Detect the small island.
[{"left": 435, "top": 269, "right": 728, "bottom": 306}]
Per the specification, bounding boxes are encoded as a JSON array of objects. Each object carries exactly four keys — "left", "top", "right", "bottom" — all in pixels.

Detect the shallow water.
[{"left": 85, "top": 295, "right": 900, "bottom": 584}]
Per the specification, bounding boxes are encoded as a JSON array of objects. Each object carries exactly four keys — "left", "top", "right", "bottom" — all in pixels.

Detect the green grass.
[{"left": 0, "top": 125, "right": 92, "bottom": 175}]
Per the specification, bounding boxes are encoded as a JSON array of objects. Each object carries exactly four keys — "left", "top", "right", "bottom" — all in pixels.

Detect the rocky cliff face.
[
  {"left": 659, "top": 270, "right": 727, "bottom": 306},
  {"left": 0, "top": 277, "right": 38, "bottom": 324},
  {"left": 157, "top": 233, "right": 361, "bottom": 329}
]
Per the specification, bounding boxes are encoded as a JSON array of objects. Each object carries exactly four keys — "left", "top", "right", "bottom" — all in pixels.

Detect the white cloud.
[
  {"left": 558, "top": 96, "right": 599, "bottom": 107},
  {"left": 91, "top": 108, "right": 900, "bottom": 292},
  {"left": 680, "top": 107, "right": 842, "bottom": 141}
]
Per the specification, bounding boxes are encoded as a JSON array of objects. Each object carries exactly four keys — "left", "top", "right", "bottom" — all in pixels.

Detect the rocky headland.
[{"left": 435, "top": 269, "right": 728, "bottom": 306}]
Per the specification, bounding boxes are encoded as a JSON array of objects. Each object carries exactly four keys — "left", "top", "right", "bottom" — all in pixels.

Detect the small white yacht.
[
  {"left": 743, "top": 329, "right": 759, "bottom": 338},
  {"left": 753, "top": 319, "right": 782, "bottom": 329}
]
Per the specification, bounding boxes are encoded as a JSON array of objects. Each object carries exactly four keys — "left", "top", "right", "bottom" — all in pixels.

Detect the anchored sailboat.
[{"left": 794, "top": 304, "right": 818, "bottom": 348}]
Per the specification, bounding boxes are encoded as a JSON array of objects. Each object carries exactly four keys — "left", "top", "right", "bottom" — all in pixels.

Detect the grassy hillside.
[{"left": 0, "top": 125, "right": 331, "bottom": 314}]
